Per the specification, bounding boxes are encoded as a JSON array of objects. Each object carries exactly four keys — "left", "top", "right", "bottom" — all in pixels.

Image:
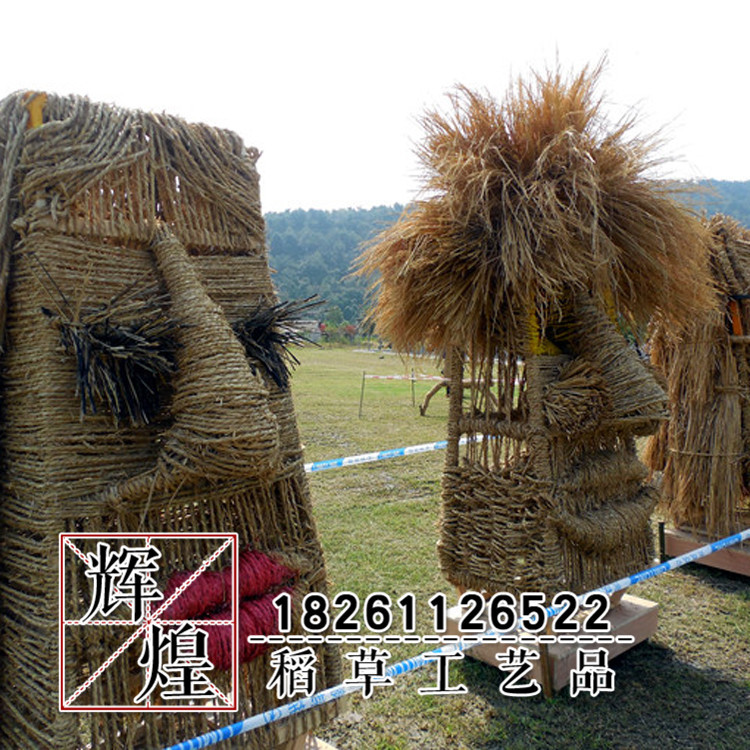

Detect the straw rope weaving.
[
  {"left": 359, "top": 63, "right": 714, "bottom": 597},
  {"left": 646, "top": 214, "right": 750, "bottom": 539},
  {"left": 0, "top": 91, "right": 339, "bottom": 749}
]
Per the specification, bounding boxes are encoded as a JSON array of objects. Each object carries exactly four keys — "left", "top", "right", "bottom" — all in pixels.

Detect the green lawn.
[{"left": 289, "top": 345, "right": 750, "bottom": 750}]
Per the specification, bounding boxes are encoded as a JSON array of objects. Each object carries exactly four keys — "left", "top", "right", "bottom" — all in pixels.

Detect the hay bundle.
[
  {"left": 358, "top": 62, "right": 713, "bottom": 356},
  {"left": 647, "top": 214, "right": 750, "bottom": 537}
]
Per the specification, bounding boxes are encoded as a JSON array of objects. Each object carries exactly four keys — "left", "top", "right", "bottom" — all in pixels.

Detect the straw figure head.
[
  {"left": 359, "top": 62, "right": 714, "bottom": 357},
  {"left": 359, "top": 63, "right": 716, "bottom": 597},
  {"left": 0, "top": 92, "right": 338, "bottom": 749}
]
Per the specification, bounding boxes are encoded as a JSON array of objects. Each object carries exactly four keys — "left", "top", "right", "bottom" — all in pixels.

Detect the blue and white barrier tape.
[
  {"left": 365, "top": 374, "right": 445, "bottom": 381},
  {"left": 590, "top": 525, "right": 750, "bottom": 597},
  {"left": 304, "top": 436, "right": 478, "bottom": 473},
  {"left": 162, "top": 526, "right": 750, "bottom": 750}
]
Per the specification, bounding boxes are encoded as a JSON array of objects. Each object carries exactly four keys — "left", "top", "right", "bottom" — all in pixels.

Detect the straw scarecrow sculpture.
[
  {"left": 0, "top": 92, "right": 339, "bottom": 749},
  {"left": 646, "top": 214, "right": 750, "bottom": 539},
  {"left": 359, "top": 64, "right": 715, "bottom": 598}
]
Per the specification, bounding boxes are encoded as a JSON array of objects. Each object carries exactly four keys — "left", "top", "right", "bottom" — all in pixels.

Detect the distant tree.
[
  {"left": 325, "top": 305, "right": 344, "bottom": 328},
  {"left": 676, "top": 180, "right": 750, "bottom": 227}
]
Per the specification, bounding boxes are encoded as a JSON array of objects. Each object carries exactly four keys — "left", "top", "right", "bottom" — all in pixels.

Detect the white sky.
[{"left": 2, "top": 0, "right": 748, "bottom": 213}]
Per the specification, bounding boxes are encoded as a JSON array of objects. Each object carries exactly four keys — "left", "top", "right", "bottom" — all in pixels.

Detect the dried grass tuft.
[
  {"left": 357, "top": 62, "right": 714, "bottom": 355},
  {"left": 232, "top": 295, "right": 323, "bottom": 389},
  {"left": 43, "top": 284, "right": 179, "bottom": 426}
]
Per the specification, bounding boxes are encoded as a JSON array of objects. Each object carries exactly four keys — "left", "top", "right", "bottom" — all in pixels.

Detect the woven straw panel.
[
  {"left": 440, "top": 336, "right": 660, "bottom": 597},
  {"left": 0, "top": 92, "right": 338, "bottom": 749}
]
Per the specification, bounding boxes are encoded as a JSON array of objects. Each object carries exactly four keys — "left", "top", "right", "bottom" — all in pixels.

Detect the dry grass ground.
[{"left": 290, "top": 345, "right": 749, "bottom": 750}]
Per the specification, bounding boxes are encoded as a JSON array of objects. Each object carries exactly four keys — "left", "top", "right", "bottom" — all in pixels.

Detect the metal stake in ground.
[{"left": 358, "top": 370, "right": 366, "bottom": 419}]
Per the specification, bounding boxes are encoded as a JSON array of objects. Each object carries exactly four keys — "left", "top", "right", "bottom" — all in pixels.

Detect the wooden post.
[
  {"left": 539, "top": 621, "right": 554, "bottom": 698},
  {"left": 358, "top": 371, "right": 366, "bottom": 419},
  {"left": 658, "top": 521, "right": 666, "bottom": 563},
  {"left": 446, "top": 594, "right": 658, "bottom": 694}
]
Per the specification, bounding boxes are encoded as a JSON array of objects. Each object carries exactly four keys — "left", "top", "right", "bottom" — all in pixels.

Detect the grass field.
[{"left": 290, "top": 345, "right": 749, "bottom": 750}]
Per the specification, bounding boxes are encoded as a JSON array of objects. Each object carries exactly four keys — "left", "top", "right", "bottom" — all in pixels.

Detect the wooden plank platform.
[
  {"left": 446, "top": 593, "right": 658, "bottom": 695},
  {"left": 664, "top": 526, "right": 750, "bottom": 577},
  {"left": 278, "top": 734, "right": 338, "bottom": 750}
]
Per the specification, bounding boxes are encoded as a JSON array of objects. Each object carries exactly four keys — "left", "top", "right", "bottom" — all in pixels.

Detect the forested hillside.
[
  {"left": 688, "top": 180, "right": 750, "bottom": 226},
  {"left": 265, "top": 205, "right": 403, "bottom": 327},
  {"left": 265, "top": 181, "right": 750, "bottom": 328}
]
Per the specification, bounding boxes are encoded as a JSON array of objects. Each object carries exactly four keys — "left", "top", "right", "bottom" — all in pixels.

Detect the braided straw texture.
[
  {"left": 0, "top": 92, "right": 339, "bottom": 749},
  {"left": 439, "top": 295, "right": 662, "bottom": 597},
  {"left": 151, "top": 224, "right": 281, "bottom": 481}
]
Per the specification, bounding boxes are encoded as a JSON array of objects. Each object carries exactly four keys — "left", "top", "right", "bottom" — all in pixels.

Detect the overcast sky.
[{"left": 3, "top": 1, "right": 748, "bottom": 213}]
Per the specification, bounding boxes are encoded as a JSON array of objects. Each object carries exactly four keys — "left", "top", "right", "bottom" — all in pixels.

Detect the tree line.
[
  {"left": 265, "top": 204, "right": 403, "bottom": 330},
  {"left": 265, "top": 181, "right": 750, "bottom": 330}
]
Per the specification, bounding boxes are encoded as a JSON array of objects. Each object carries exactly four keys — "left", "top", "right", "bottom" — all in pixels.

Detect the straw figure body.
[
  {"left": 359, "top": 64, "right": 715, "bottom": 597},
  {"left": 0, "top": 92, "right": 339, "bottom": 749},
  {"left": 646, "top": 214, "right": 750, "bottom": 539}
]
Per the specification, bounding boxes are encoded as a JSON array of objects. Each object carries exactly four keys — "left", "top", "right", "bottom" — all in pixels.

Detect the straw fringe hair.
[{"left": 358, "top": 62, "right": 714, "bottom": 356}]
